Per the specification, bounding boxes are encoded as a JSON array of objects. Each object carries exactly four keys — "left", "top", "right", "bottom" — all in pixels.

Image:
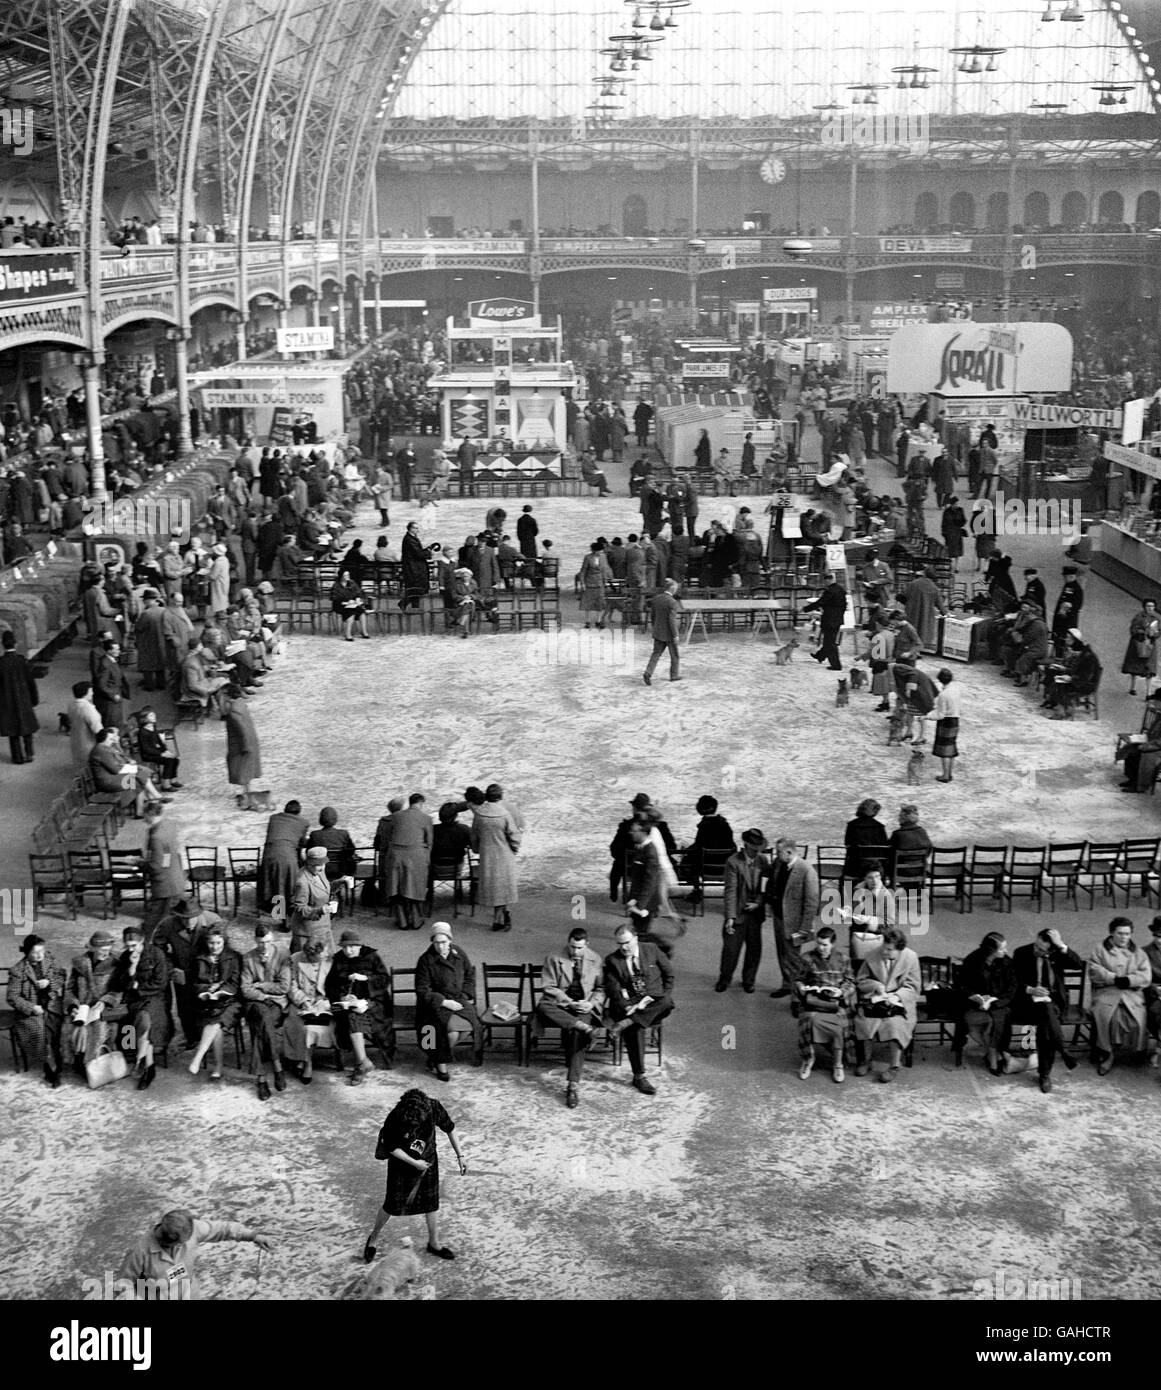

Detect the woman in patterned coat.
[{"left": 7, "top": 935, "right": 65, "bottom": 1085}]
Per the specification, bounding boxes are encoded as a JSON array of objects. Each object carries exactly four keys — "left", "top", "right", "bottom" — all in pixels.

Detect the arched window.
[
  {"left": 914, "top": 192, "right": 938, "bottom": 229},
  {"left": 622, "top": 194, "right": 647, "bottom": 236},
  {"left": 1136, "top": 190, "right": 1160, "bottom": 227},
  {"left": 948, "top": 191, "right": 975, "bottom": 229},
  {"left": 1061, "top": 191, "right": 1088, "bottom": 227},
  {"left": 985, "top": 191, "right": 1009, "bottom": 231},
  {"left": 1097, "top": 190, "right": 1124, "bottom": 225},
  {"left": 1023, "top": 191, "right": 1049, "bottom": 228}
]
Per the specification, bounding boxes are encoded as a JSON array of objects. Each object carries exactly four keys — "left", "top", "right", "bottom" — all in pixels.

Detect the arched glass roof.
[{"left": 391, "top": 0, "right": 1157, "bottom": 120}]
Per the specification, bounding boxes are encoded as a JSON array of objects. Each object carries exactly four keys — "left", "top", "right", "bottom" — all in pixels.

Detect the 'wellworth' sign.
[
  {"left": 1008, "top": 400, "right": 1122, "bottom": 431},
  {"left": 886, "top": 322, "right": 1073, "bottom": 398},
  {"left": 468, "top": 298, "right": 539, "bottom": 328}
]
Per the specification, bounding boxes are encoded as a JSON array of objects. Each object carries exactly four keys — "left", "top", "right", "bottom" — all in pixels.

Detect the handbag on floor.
[{"left": 86, "top": 1046, "right": 129, "bottom": 1089}]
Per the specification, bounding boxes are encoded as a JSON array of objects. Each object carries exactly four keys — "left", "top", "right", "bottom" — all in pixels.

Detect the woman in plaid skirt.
[{"left": 794, "top": 928, "right": 857, "bottom": 1084}]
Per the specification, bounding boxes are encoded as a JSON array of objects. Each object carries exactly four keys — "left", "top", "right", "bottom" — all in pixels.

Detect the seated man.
[
  {"left": 603, "top": 924, "right": 675, "bottom": 1097},
  {"left": 283, "top": 937, "right": 333, "bottom": 1083},
  {"left": 1119, "top": 690, "right": 1161, "bottom": 791},
  {"left": 326, "top": 927, "right": 395, "bottom": 1081},
  {"left": 240, "top": 923, "right": 292, "bottom": 1101},
  {"left": 111, "top": 924, "right": 170, "bottom": 1091},
  {"left": 579, "top": 450, "right": 611, "bottom": 496},
  {"left": 178, "top": 636, "right": 228, "bottom": 712},
  {"left": 1012, "top": 928, "right": 1084, "bottom": 1089},
  {"left": 535, "top": 927, "right": 606, "bottom": 1108},
  {"left": 1087, "top": 917, "right": 1152, "bottom": 1075},
  {"left": 1045, "top": 632, "right": 1101, "bottom": 720},
  {"left": 152, "top": 900, "right": 222, "bottom": 1047}
]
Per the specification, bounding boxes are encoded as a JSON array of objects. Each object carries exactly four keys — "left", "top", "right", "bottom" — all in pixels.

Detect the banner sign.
[
  {"left": 381, "top": 239, "right": 525, "bottom": 255},
  {"left": 1007, "top": 401, "right": 1121, "bottom": 431},
  {"left": 0, "top": 251, "right": 79, "bottom": 304},
  {"left": 468, "top": 297, "right": 539, "bottom": 328},
  {"left": 1104, "top": 440, "right": 1161, "bottom": 479},
  {"left": 764, "top": 286, "right": 818, "bottom": 303},
  {"left": 887, "top": 322, "right": 1072, "bottom": 397},
  {"left": 682, "top": 361, "right": 732, "bottom": 378},
  {"left": 201, "top": 386, "right": 289, "bottom": 408},
  {"left": 276, "top": 325, "right": 333, "bottom": 352},
  {"left": 268, "top": 407, "right": 294, "bottom": 446},
  {"left": 878, "top": 237, "right": 972, "bottom": 254}
]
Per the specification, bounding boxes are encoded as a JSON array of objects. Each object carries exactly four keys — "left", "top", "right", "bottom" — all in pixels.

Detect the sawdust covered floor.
[{"left": 3, "top": 493, "right": 1161, "bottom": 1301}]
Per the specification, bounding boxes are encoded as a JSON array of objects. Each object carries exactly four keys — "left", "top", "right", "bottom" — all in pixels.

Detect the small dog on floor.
[
  {"left": 773, "top": 634, "right": 799, "bottom": 665},
  {"left": 906, "top": 745, "right": 925, "bottom": 784},
  {"left": 887, "top": 707, "right": 914, "bottom": 745},
  {"left": 58, "top": 712, "right": 71, "bottom": 734},
  {"left": 835, "top": 678, "right": 849, "bottom": 707},
  {"left": 345, "top": 1237, "right": 424, "bottom": 1300},
  {"left": 849, "top": 667, "right": 868, "bottom": 692}
]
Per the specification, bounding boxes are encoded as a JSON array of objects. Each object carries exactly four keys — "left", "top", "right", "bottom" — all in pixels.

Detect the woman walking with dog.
[{"left": 364, "top": 1089, "right": 467, "bottom": 1264}]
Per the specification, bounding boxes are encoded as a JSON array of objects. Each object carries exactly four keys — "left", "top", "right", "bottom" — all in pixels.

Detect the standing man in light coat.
[
  {"left": 717, "top": 829, "right": 769, "bottom": 994},
  {"left": 764, "top": 836, "right": 819, "bottom": 999}
]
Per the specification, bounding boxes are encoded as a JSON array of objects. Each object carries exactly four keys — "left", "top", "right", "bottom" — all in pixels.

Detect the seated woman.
[
  {"left": 330, "top": 568, "right": 370, "bottom": 642},
  {"left": 136, "top": 708, "right": 181, "bottom": 792},
  {"left": 288, "top": 846, "right": 337, "bottom": 954},
  {"left": 7, "top": 934, "right": 66, "bottom": 1086},
  {"left": 579, "top": 452, "right": 611, "bottom": 496},
  {"left": 88, "top": 726, "right": 169, "bottom": 819},
  {"left": 187, "top": 927, "right": 242, "bottom": 1079},
  {"left": 415, "top": 923, "right": 483, "bottom": 1080},
  {"left": 853, "top": 928, "right": 921, "bottom": 1083},
  {"left": 846, "top": 863, "right": 896, "bottom": 960},
  {"left": 1088, "top": 918, "right": 1152, "bottom": 1074},
  {"left": 284, "top": 938, "right": 332, "bottom": 1083},
  {"left": 841, "top": 798, "right": 889, "bottom": 882},
  {"left": 64, "top": 929, "right": 126, "bottom": 1070},
  {"left": 449, "top": 568, "right": 478, "bottom": 639},
  {"left": 326, "top": 928, "right": 394, "bottom": 1082},
  {"left": 795, "top": 927, "right": 856, "bottom": 1083},
  {"left": 954, "top": 931, "right": 1015, "bottom": 1075}
]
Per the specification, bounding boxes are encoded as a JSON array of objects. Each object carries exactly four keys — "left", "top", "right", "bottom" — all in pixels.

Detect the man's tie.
[
  {"left": 1039, "top": 955, "right": 1049, "bottom": 990},
  {"left": 566, "top": 961, "right": 585, "bottom": 1002}
]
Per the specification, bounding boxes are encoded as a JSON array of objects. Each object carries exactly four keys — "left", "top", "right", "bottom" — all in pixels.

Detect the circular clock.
[{"left": 760, "top": 156, "right": 787, "bottom": 184}]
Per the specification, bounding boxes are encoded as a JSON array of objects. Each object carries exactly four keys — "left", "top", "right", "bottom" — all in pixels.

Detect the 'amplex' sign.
[{"left": 886, "top": 322, "right": 1073, "bottom": 398}]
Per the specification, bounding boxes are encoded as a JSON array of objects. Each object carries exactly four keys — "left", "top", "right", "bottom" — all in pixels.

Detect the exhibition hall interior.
[{"left": 1, "top": 0, "right": 1161, "bottom": 1304}]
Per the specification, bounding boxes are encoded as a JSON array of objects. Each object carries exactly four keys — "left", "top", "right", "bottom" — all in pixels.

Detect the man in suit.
[
  {"left": 1011, "top": 926, "right": 1083, "bottom": 1094},
  {"left": 764, "top": 837, "right": 819, "bottom": 999},
  {"left": 624, "top": 817, "right": 673, "bottom": 957},
  {"left": 241, "top": 923, "right": 292, "bottom": 1101},
  {"left": 139, "top": 801, "right": 188, "bottom": 938},
  {"left": 0, "top": 628, "right": 39, "bottom": 763},
  {"left": 536, "top": 927, "right": 607, "bottom": 1108},
  {"left": 643, "top": 577, "right": 683, "bottom": 685},
  {"left": 717, "top": 829, "right": 769, "bottom": 994},
  {"left": 604, "top": 924, "right": 675, "bottom": 1096},
  {"left": 111, "top": 924, "right": 170, "bottom": 1091},
  {"left": 803, "top": 575, "right": 847, "bottom": 671}
]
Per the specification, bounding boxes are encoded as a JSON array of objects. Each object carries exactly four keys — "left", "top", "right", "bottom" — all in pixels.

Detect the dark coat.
[
  {"left": 401, "top": 531, "right": 429, "bottom": 594},
  {"left": 842, "top": 814, "right": 890, "bottom": 879},
  {"left": 223, "top": 698, "right": 261, "bottom": 785},
  {"left": 0, "top": 649, "right": 39, "bottom": 737},
  {"left": 603, "top": 941, "right": 674, "bottom": 1019},
  {"left": 1010, "top": 941, "right": 1083, "bottom": 1020}
]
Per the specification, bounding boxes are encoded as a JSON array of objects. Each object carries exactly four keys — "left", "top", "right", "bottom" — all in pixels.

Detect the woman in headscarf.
[
  {"left": 288, "top": 845, "right": 337, "bottom": 954},
  {"left": 7, "top": 934, "right": 65, "bottom": 1086},
  {"left": 415, "top": 924, "right": 484, "bottom": 1077},
  {"left": 362, "top": 1088, "right": 466, "bottom": 1264}
]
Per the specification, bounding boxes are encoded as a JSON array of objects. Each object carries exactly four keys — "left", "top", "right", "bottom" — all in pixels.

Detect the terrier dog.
[
  {"left": 773, "top": 635, "right": 799, "bottom": 666},
  {"left": 906, "top": 745, "right": 925, "bottom": 785},
  {"left": 887, "top": 707, "right": 913, "bottom": 745},
  {"left": 344, "top": 1237, "right": 423, "bottom": 1300},
  {"left": 849, "top": 667, "right": 868, "bottom": 692},
  {"left": 835, "top": 678, "right": 849, "bottom": 708}
]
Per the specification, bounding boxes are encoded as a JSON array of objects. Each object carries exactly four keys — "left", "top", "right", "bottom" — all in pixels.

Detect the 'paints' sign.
[
  {"left": 468, "top": 297, "right": 539, "bottom": 328},
  {"left": 886, "top": 322, "right": 1073, "bottom": 398}
]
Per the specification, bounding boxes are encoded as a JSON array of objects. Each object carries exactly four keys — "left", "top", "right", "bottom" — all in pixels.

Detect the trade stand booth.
[
  {"left": 1091, "top": 438, "right": 1161, "bottom": 599},
  {"left": 432, "top": 299, "right": 575, "bottom": 488},
  {"left": 190, "top": 351, "right": 350, "bottom": 450}
]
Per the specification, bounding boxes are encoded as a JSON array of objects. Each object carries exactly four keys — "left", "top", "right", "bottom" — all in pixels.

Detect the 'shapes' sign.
[
  {"left": 468, "top": 297, "right": 538, "bottom": 326},
  {"left": 276, "top": 325, "right": 333, "bottom": 352},
  {"left": 886, "top": 322, "right": 1073, "bottom": 398},
  {"left": 0, "top": 253, "right": 79, "bottom": 304}
]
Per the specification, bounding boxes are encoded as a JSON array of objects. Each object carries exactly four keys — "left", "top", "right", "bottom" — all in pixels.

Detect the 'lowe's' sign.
[{"left": 468, "top": 297, "right": 539, "bottom": 328}]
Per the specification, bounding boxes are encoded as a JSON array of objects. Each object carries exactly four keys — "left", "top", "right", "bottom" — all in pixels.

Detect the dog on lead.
[{"left": 773, "top": 634, "right": 799, "bottom": 666}]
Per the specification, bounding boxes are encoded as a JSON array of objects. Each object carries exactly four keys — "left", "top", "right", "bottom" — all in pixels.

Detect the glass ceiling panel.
[{"left": 391, "top": 0, "right": 1155, "bottom": 120}]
